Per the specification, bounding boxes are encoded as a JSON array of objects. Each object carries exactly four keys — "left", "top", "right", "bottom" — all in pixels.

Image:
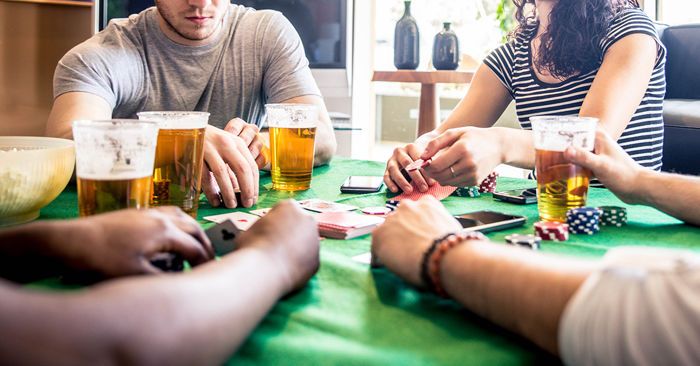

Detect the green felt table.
[{"left": 37, "top": 157, "right": 700, "bottom": 365}]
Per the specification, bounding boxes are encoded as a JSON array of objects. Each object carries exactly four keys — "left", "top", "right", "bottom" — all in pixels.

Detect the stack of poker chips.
[
  {"left": 534, "top": 221, "right": 569, "bottom": 241},
  {"left": 452, "top": 186, "right": 481, "bottom": 198},
  {"left": 565, "top": 207, "right": 602, "bottom": 235},
  {"left": 478, "top": 172, "right": 499, "bottom": 193},
  {"left": 505, "top": 234, "right": 541, "bottom": 250},
  {"left": 599, "top": 206, "right": 628, "bottom": 227}
]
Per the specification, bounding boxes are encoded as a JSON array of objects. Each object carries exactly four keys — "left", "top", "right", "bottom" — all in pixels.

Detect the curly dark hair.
[{"left": 511, "top": 0, "right": 641, "bottom": 79}]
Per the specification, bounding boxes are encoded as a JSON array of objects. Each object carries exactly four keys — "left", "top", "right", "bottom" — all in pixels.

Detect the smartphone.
[
  {"left": 454, "top": 210, "right": 527, "bottom": 233},
  {"left": 493, "top": 188, "right": 538, "bottom": 205},
  {"left": 341, "top": 176, "right": 384, "bottom": 194}
]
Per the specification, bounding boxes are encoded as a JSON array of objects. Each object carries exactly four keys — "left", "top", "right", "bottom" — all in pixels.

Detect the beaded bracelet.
[{"left": 421, "top": 231, "right": 486, "bottom": 297}]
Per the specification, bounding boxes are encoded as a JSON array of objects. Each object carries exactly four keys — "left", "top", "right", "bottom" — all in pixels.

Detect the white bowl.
[{"left": 0, "top": 137, "right": 75, "bottom": 226}]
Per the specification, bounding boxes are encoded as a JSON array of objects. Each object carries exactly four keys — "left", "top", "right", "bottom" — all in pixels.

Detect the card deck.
[
  {"left": 393, "top": 182, "right": 457, "bottom": 201},
  {"left": 316, "top": 211, "right": 384, "bottom": 239},
  {"left": 299, "top": 199, "right": 357, "bottom": 213}
]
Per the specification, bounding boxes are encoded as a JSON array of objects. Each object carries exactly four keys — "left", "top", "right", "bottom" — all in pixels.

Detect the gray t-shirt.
[{"left": 53, "top": 5, "right": 321, "bottom": 128}]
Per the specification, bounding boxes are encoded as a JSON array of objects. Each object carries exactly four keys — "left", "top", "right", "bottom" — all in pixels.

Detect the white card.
[
  {"left": 351, "top": 252, "right": 372, "bottom": 265},
  {"left": 299, "top": 199, "right": 357, "bottom": 213},
  {"left": 250, "top": 208, "right": 272, "bottom": 217},
  {"left": 203, "top": 211, "right": 260, "bottom": 230}
]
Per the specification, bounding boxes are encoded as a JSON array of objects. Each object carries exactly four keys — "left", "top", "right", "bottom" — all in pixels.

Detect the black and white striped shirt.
[{"left": 485, "top": 8, "right": 666, "bottom": 174}]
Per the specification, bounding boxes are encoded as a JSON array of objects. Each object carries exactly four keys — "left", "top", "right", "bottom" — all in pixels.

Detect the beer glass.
[
  {"left": 531, "top": 116, "right": 597, "bottom": 222},
  {"left": 73, "top": 119, "right": 159, "bottom": 217},
  {"left": 266, "top": 104, "right": 318, "bottom": 191},
  {"left": 137, "top": 111, "right": 208, "bottom": 218}
]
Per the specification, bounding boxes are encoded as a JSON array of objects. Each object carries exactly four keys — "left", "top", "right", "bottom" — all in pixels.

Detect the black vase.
[
  {"left": 432, "top": 22, "right": 460, "bottom": 70},
  {"left": 394, "top": 1, "right": 420, "bottom": 70}
]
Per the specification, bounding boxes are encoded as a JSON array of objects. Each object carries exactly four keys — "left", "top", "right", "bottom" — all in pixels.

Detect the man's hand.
[
  {"left": 371, "top": 196, "right": 464, "bottom": 287},
  {"left": 236, "top": 200, "right": 320, "bottom": 293},
  {"left": 564, "top": 130, "right": 645, "bottom": 204},
  {"left": 201, "top": 125, "right": 260, "bottom": 208},
  {"left": 420, "top": 127, "right": 505, "bottom": 187},
  {"left": 384, "top": 142, "right": 437, "bottom": 194},
  {"left": 224, "top": 118, "right": 268, "bottom": 168},
  {"left": 62, "top": 207, "right": 214, "bottom": 277}
]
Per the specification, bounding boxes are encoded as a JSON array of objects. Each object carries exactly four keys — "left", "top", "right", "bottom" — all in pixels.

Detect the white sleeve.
[{"left": 559, "top": 247, "right": 700, "bottom": 366}]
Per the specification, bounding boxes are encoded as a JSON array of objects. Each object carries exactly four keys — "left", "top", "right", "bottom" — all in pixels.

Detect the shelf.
[{"left": 0, "top": 0, "right": 92, "bottom": 7}]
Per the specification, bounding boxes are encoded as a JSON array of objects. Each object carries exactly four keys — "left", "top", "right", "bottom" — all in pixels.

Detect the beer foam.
[
  {"left": 137, "top": 112, "right": 209, "bottom": 130},
  {"left": 531, "top": 116, "right": 597, "bottom": 152}
]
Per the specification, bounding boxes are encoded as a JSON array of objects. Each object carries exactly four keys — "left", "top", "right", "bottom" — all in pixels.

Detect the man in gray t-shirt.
[{"left": 46, "top": 1, "right": 337, "bottom": 209}]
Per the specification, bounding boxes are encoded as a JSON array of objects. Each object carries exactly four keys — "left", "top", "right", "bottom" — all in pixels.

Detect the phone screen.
[
  {"left": 454, "top": 211, "right": 526, "bottom": 233},
  {"left": 342, "top": 176, "right": 384, "bottom": 190}
]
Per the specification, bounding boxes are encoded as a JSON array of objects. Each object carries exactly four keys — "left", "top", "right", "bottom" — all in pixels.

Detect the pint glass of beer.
[
  {"left": 72, "top": 120, "right": 159, "bottom": 217},
  {"left": 137, "top": 111, "right": 208, "bottom": 218},
  {"left": 531, "top": 116, "right": 597, "bottom": 222},
  {"left": 266, "top": 104, "right": 318, "bottom": 191}
]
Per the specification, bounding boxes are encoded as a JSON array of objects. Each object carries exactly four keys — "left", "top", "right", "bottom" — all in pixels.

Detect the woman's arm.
[
  {"left": 435, "top": 63, "right": 513, "bottom": 133},
  {"left": 579, "top": 34, "right": 659, "bottom": 138}
]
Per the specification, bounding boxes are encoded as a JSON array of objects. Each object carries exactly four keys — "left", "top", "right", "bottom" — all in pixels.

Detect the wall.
[{"left": 0, "top": 0, "right": 92, "bottom": 136}]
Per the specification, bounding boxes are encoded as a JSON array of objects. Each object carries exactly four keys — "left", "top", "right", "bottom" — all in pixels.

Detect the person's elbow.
[{"left": 314, "top": 129, "right": 336, "bottom": 166}]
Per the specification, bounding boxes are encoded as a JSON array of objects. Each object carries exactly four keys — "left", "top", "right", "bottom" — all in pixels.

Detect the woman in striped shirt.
[{"left": 384, "top": 0, "right": 665, "bottom": 193}]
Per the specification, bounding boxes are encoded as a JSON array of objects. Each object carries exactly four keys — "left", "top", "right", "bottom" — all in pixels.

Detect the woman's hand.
[
  {"left": 371, "top": 196, "right": 462, "bottom": 286},
  {"left": 420, "top": 127, "right": 505, "bottom": 187}
]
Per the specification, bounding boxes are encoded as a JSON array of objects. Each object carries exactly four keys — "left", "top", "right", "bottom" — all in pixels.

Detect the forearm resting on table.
[
  {"left": 0, "top": 247, "right": 288, "bottom": 365},
  {"left": 0, "top": 221, "right": 85, "bottom": 283},
  {"left": 636, "top": 170, "right": 700, "bottom": 226},
  {"left": 440, "top": 242, "right": 596, "bottom": 354}
]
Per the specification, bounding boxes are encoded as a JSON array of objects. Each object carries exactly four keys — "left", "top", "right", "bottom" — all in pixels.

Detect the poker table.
[{"left": 37, "top": 157, "right": 700, "bottom": 365}]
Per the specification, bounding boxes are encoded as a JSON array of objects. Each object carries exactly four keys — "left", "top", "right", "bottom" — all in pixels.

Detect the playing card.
[
  {"left": 351, "top": 252, "right": 384, "bottom": 268},
  {"left": 298, "top": 199, "right": 357, "bottom": 213},
  {"left": 405, "top": 158, "right": 432, "bottom": 172},
  {"left": 393, "top": 182, "right": 457, "bottom": 201},
  {"left": 250, "top": 208, "right": 272, "bottom": 217},
  {"left": 205, "top": 219, "right": 241, "bottom": 256},
  {"left": 203, "top": 211, "right": 260, "bottom": 230}
]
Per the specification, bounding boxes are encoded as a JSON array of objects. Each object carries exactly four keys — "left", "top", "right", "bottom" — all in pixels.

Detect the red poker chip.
[
  {"left": 534, "top": 221, "right": 569, "bottom": 241},
  {"left": 362, "top": 206, "right": 392, "bottom": 216}
]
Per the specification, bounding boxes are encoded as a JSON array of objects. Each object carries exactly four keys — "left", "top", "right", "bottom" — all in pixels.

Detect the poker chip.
[
  {"left": 599, "top": 206, "right": 628, "bottom": 227},
  {"left": 478, "top": 172, "right": 499, "bottom": 193},
  {"left": 505, "top": 234, "right": 541, "bottom": 250},
  {"left": 566, "top": 207, "right": 602, "bottom": 235},
  {"left": 452, "top": 186, "right": 481, "bottom": 198},
  {"left": 534, "top": 221, "right": 569, "bottom": 241},
  {"left": 362, "top": 206, "right": 392, "bottom": 216}
]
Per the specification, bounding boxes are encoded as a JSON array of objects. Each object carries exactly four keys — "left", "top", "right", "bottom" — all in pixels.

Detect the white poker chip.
[{"left": 362, "top": 206, "right": 392, "bottom": 215}]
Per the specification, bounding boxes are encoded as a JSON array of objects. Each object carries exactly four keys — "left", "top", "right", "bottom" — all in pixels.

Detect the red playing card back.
[{"left": 394, "top": 183, "right": 456, "bottom": 201}]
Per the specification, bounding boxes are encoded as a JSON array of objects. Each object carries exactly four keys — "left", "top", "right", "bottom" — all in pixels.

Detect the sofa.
[{"left": 659, "top": 24, "right": 700, "bottom": 175}]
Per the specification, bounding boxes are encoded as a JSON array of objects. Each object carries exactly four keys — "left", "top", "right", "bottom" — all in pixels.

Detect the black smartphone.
[
  {"left": 454, "top": 210, "right": 527, "bottom": 233},
  {"left": 493, "top": 188, "right": 538, "bottom": 205},
  {"left": 341, "top": 176, "right": 384, "bottom": 194}
]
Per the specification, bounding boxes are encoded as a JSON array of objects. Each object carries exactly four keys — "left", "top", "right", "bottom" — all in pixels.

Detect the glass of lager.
[
  {"left": 265, "top": 104, "right": 318, "bottom": 191},
  {"left": 137, "top": 111, "right": 208, "bottom": 218},
  {"left": 72, "top": 120, "right": 159, "bottom": 217},
  {"left": 531, "top": 116, "right": 597, "bottom": 222}
]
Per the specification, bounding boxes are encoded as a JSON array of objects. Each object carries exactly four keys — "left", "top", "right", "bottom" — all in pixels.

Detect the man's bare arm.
[{"left": 45, "top": 92, "right": 112, "bottom": 138}]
